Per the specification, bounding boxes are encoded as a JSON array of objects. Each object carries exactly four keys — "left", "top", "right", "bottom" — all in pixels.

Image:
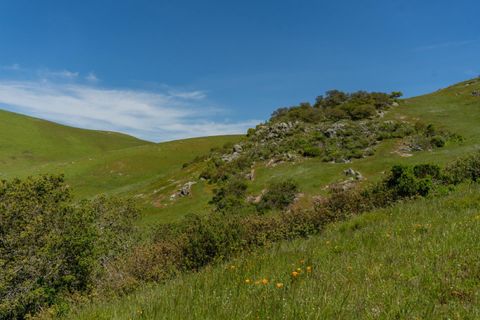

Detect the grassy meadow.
[
  {"left": 1, "top": 78, "right": 480, "bottom": 227},
  {"left": 66, "top": 184, "right": 480, "bottom": 319}
]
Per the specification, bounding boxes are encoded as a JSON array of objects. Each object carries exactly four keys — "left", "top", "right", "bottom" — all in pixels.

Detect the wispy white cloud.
[
  {"left": 414, "top": 39, "right": 478, "bottom": 52},
  {"left": 0, "top": 79, "right": 258, "bottom": 141},
  {"left": 85, "top": 72, "right": 99, "bottom": 83},
  {"left": 37, "top": 69, "right": 79, "bottom": 80}
]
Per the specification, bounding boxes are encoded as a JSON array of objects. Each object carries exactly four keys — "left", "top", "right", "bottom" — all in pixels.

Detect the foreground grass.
[{"left": 66, "top": 184, "right": 480, "bottom": 319}]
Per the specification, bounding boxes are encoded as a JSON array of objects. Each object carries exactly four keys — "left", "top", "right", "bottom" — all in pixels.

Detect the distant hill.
[
  {"left": 0, "top": 109, "right": 243, "bottom": 216},
  {"left": 1, "top": 77, "right": 479, "bottom": 226},
  {"left": 0, "top": 109, "right": 149, "bottom": 168}
]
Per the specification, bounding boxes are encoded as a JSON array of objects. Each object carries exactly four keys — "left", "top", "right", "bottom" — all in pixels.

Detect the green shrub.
[
  {"left": 0, "top": 175, "right": 138, "bottom": 319},
  {"left": 257, "top": 180, "right": 299, "bottom": 212},
  {"left": 386, "top": 165, "right": 433, "bottom": 197},
  {"left": 303, "top": 146, "right": 322, "bottom": 157},
  {"left": 210, "top": 177, "right": 249, "bottom": 213},
  {"left": 413, "top": 164, "right": 442, "bottom": 179},
  {"left": 444, "top": 151, "right": 480, "bottom": 184},
  {"left": 430, "top": 135, "right": 446, "bottom": 147}
]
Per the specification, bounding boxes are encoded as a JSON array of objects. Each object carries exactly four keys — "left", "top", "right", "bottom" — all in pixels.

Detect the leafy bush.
[
  {"left": 444, "top": 151, "right": 480, "bottom": 184},
  {"left": 386, "top": 165, "right": 434, "bottom": 197},
  {"left": 270, "top": 90, "right": 400, "bottom": 123},
  {"left": 413, "top": 164, "right": 442, "bottom": 179},
  {"left": 0, "top": 175, "right": 138, "bottom": 319},
  {"left": 210, "top": 178, "right": 249, "bottom": 213},
  {"left": 303, "top": 145, "right": 322, "bottom": 157},
  {"left": 257, "top": 180, "right": 299, "bottom": 212},
  {"left": 430, "top": 135, "right": 446, "bottom": 147}
]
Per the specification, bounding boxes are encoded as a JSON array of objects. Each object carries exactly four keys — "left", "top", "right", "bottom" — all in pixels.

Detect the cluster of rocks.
[
  {"left": 472, "top": 90, "right": 480, "bottom": 97},
  {"left": 255, "top": 121, "right": 299, "bottom": 142},
  {"left": 170, "top": 181, "right": 196, "bottom": 200},
  {"left": 221, "top": 144, "right": 243, "bottom": 162},
  {"left": 324, "top": 122, "right": 346, "bottom": 138},
  {"left": 344, "top": 168, "right": 363, "bottom": 180},
  {"left": 265, "top": 153, "right": 298, "bottom": 167}
]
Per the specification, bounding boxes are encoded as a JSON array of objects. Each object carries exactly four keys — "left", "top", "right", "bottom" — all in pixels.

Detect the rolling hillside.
[
  {"left": 3, "top": 78, "right": 480, "bottom": 319},
  {"left": 58, "top": 78, "right": 480, "bottom": 320},
  {"left": 1, "top": 78, "right": 480, "bottom": 226},
  {"left": 0, "top": 109, "right": 149, "bottom": 170},
  {"left": 0, "top": 109, "right": 243, "bottom": 223}
]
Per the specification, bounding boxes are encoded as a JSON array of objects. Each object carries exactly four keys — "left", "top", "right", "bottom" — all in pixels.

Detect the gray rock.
[
  {"left": 179, "top": 181, "right": 196, "bottom": 197},
  {"left": 222, "top": 152, "right": 240, "bottom": 162},
  {"left": 325, "top": 128, "right": 336, "bottom": 138},
  {"left": 344, "top": 168, "right": 363, "bottom": 180},
  {"left": 233, "top": 144, "right": 243, "bottom": 153}
]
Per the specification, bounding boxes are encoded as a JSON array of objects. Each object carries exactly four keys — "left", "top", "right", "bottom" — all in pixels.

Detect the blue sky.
[{"left": 0, "top": 0, "right": 479, "bottom": 141}]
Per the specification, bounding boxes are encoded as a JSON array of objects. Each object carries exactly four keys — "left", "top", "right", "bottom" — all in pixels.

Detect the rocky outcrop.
[
  {"left": 324, "top": 122, "right": 346, "bottom": 138},
  {"left": 344, "top": 168, "right": 363, "bottom": 180},
  {"left": 222, "top": 144, "right": 244, "bottom": 162},
  {"left": 255, "top": 121, "right": 299, "bottom": 142},
  {"left": 170, "top": 181, "right": 197, "bottom": 200}
]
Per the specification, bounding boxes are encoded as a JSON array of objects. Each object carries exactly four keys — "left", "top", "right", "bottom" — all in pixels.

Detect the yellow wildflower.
[
  {"left": 261, "top": 278, "right": 269, "bottom": 285},
  {"left": 245, "top": 279, "right": 251, "bottom": 284},
  {"left": 276, "top": 283, "right": 284, "bottom": 288},
  {"left": 291, "top": 271, "right": 299, "bottom": 277},
  {"left": 306, "top": 266, "right": 312, "bottom": 273}
]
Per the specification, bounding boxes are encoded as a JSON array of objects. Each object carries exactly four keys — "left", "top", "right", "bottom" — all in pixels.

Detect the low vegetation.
[
  {"left": 4, "top": 150, "right": 480, "bottom": 319},
  {"left": 67, "top": 184, "right": 480, "bottom": 319},
  {"left": 0, "top": 175, "right": 138, "bottom": 319},
  {"left": 2, "top": 79, "right": 480, "bottom": 318}
]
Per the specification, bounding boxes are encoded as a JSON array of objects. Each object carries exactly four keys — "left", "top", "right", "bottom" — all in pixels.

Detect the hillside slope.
[
  {"left": 1, "top": 78, "right": 479, "bottom": 227},
  {"left": 0, "top": 109, "right": 149, "bottom": 171},
  {"left": 67, "top": 184, "right": 480, "bottom": 319},
  {"left": 138, "top": 78, "right": 480, "bottom": 225},
  {"left": 0, "top": 109, "right": 243, "bottom": 224}
]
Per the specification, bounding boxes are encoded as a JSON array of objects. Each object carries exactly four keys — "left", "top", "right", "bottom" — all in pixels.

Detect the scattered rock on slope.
[
  {"left": 344, "top": 168, "right": 363, "bottom": 180},
  {"left": 170, "top": 181, "right": 197, "bottom": 200}
]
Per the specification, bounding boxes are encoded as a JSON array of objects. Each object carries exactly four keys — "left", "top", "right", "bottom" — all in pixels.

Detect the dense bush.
[
  {"left": 0, "top": 175, "right": 138, "bottom": 319},
  {"left": 444, "top": 151, "right": 480, "bottom": 184},
  {"left": 257, "top": 180, "right": 299, "bottom": 212},
  {"left": 303, "top": 145, "right": 322, "bottom": 157},
  {"left": 210, "top": 177, "right": 250, "bottom": 213},
  {"left": 270, "top": 90, "right": 402, "bottom": 123}
]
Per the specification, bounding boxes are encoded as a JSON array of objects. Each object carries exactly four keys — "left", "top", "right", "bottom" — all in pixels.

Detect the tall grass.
[{"left": 65, "top": 184, "right": 480, "bottom": 319}]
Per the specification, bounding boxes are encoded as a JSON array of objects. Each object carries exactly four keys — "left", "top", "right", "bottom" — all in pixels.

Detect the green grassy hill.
[
  {"left": 0, "top": 109, "right": 242, "bottom": 223},
  {"left": 1, "top": 78, "right": 480, "bottom": 227},
  {"left": 3, "top": 78, "right": 480, "bottom": 319},
  {"left": 0, "top": 109, "right": 148, "bottom": 171},
  {"left": 67, "top": 184, "right": 480, "bottom": 319}
]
